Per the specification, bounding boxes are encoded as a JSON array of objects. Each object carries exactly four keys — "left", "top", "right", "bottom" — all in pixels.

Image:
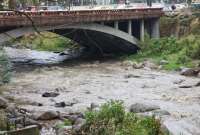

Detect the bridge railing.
[
  {"left": 0, "top": 8, "right": 162, "bottom": 17},
  {"left": 0, "top": 8, "right": 163, "bottom": 27}
]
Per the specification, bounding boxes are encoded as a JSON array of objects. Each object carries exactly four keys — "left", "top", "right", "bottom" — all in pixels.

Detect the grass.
[
  {"left": 123, "top": 34, "right": 200, "bottom": 70},
  {"left": 0, "top": 110, "right": 8, "bottom": 131},
  {"left": 55, "top": 119, "right": 72, "bottom": 129},
  {"left": 79, "top": 100, "right": 168, "bottom": 135},
  {"left": 12, "top": 32, "right": 79, "bottom": 52}
]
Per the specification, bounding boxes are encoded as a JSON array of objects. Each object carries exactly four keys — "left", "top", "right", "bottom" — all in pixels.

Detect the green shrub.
[
  {"left": 15, "top": 32, "right": 79, "bottom": 52},
  {"left": 0, "top": 48, "right": 11, "bottom": 85},
  {"left": 0, "top": 110, "right": 8, "bottom": 131},
  {"left": 124, "top": 34, "right": 200, "bottom": 70},
  {"left": 178, "top": 35, "right": 200, "bottom": 59},
  {"left": 80, "top": 100, "right": 167, "bottom": 135}
]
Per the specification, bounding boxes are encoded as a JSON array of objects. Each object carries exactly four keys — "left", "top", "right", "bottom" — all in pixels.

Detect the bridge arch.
[{"left": 0, "top": 23, "right": 140, "bottom": 54}]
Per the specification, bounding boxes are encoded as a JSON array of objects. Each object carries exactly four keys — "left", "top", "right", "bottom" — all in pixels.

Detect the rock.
[
  {"left": 65, "top": 98, "right": 79, "bottom": 106},
  {"left": 132, "top": 62, "right": 144, "bottom": 69},
  {"left": 98, "top": 96, "right": 105, "bottom": 99},
  {"left": 179, "top": 85, "right": 193, "bottom": 88},
  {"left": 16, "top": 124, "right": 24, "bottom": 129},
  {"left": 180, "top": 68, "right": 199, "bottom": 76},
  {"left": 129, "top": 103, "right": 160, "bottom": 113},
  {"left": 55, "top": 102, "right": 66, "bottom": 108},
  {"left": 197, "top": 73, "right": 200, "bottom": 78},
  {"left": 195, "top": 81, "right": 200, "bottom": 87},
  {"left": 124, "top": 74, "right": 141, "bottom": 79},
  {"left": 90, "top": 103, "right": 99, "bottom": 110},
  {"left": 151, "top": 109, "right": 170, "bottom": 117},
  {"left": 63, "top": 115, "right": 79, "bottom": 123},
  {"left": 160, "top": 123, "right": 170, "bottom": 135},
  {"left": 0, "top": 96, "right": 8, "bottom": 109},
  {"left": 159, "top": 60, "right": 169, "bottom": 65},
  {"left": 42, "top": 92, "right": 59, "bottom": 97},
  {"left": 84, "top": 90, "right": 91, "bottom": 94},
  {"left": 121, "top": 60, "right": 134, "bottom": 67},
  {"left": 61, "top": 113, "right": 84, "bottom": 123},
  {"left": 87, "top": 103, "right": 99, "bottom": 111},
  {"left": 33, "top": 111, "right": 59, "bottom": 120},
  {"left": 56, "top": 126, "right": 72, "bottom": 135},
  {"left": 65, "top": 102, "right": 75, "bottom": 107},
  {"left": 173, "top": 79, "right": 185, "bottom": 84},
  {"left": 72, "top": 118, "right": 86, "bottom": 132},
  {"left": 25, "top": 118, "right": 42, "bottom": 128},
  {"left": 143, "top": 67, "right": 151, "bottom": 71},
  {"left": 142, "top": 60, "right": 158, "bottom": 69},
  {"left": 28, "top": 101, "right": 43, "bottom": 106},
  {"left": 6, "top": 103, "right": 20, "bottom": 116}
]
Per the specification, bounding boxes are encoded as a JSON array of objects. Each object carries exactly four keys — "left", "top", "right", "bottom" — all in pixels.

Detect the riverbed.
[{"left": 2, "top": 60, "right": 200, "bottom": 135}]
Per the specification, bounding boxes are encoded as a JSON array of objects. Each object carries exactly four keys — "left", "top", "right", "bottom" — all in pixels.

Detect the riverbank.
[
  {"left": 123, "top": 35, "right": 200, "bottom": 71},
  {"left": 123, "top": 10, "right": 200, "bottom": 71},
  {"left": 1, "top": 60, "right": 200, "bottom": 135}
]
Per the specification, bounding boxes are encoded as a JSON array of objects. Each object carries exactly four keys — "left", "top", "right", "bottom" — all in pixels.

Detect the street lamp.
[{"left": 147, "top": 0, "right": 152, "bottom": 7}]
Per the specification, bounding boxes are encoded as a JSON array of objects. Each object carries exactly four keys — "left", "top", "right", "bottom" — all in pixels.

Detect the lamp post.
[{"left": 147, "top": 0, "right": 152, "bottom": 7}]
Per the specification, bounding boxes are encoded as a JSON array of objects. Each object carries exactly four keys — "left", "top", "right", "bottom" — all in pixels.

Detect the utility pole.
[{"left": 147, "top": 0, "right": 152, "bottom": 7}]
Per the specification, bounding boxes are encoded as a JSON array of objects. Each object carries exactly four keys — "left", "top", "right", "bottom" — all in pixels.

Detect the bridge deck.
[{"left": 0, "top": 8, "right": 163, "bottom": 27}]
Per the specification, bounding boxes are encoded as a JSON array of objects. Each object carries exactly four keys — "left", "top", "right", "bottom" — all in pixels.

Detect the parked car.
[
  {"left": 191, "top": 0, "right": 200, "bottom": 9},
  {"left": 26, "top": 6, "right": 38, "bottom": 12},
  {"left": 46, "top": 6, "right": 65, "bottom": 11},
  {"left": 174, "top": 3, "right": 188, "bottom": 11}
]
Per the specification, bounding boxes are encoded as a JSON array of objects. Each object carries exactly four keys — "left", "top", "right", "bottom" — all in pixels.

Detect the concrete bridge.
[{"left": 0, "top": 8, "right": 163, "bottom": 54}]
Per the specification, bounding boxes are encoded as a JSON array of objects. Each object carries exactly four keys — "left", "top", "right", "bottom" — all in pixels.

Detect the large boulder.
[
  {"left": 129, "top": 103, "right": 160, "bottom": 113},
  {"left": 25, "top": 118, "right": 42, "bottom": 129},
  {"left": 0, "top": 96, "right": 8, "bottom": 109},
  {"left": 33, "top": 111, "right": 59, "bottom": 120},
  {"left": 180, "top": 68, "right": 200, "bottom": 76}
]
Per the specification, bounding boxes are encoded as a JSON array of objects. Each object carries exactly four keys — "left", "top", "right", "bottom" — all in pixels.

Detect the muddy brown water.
[{"left": 2, "top": 60, "right": 200, "bottom": 135}]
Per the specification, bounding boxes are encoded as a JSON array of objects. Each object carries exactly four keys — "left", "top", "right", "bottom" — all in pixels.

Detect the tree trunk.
[{"left": 8, "top": 0, "right": 17, "bottom": 9}]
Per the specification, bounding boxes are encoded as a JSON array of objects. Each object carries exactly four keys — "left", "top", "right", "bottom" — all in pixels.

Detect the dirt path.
[{"left": 2, "top": 60, "right": 200, "bottom": 135}]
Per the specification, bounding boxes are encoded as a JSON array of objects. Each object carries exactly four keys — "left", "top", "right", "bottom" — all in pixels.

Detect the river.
[{"left": 1, "top": 59, "right": 200, "bottom": 135}]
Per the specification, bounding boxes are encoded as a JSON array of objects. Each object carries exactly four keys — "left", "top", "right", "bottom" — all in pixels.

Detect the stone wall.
[{"left": 160, "top": 10, "right": 200, "bottom": 38}]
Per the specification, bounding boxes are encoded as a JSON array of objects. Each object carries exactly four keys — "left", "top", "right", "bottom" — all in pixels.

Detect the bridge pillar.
[
  {"left": 114, "top": 21, "right": 119, "bottom": 30},
  {"left": 128, "top": 20, "right": 132, "bottom": 35},
  {"left": 151, "top": 18, "right": 160, "bottom": 39},
  {"left": 140, "top": 19, "right": 145, "bottom": 41}
]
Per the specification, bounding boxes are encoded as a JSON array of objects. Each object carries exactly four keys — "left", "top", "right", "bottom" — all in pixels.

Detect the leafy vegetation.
[
  {"left": 80, "top": 100, "right": 167, "bottom": 135},
  {"left": 12, "top": 32, "right": 79, "bottom": 52},
  {"left": 55, "top": 119, "right": 72, "bottom": 129},
  {"left": 124, "top": 34, "right": 200, "bottom": 70},
  {"left": 0, "top": 47, "right": 11, "bottom": 85}
]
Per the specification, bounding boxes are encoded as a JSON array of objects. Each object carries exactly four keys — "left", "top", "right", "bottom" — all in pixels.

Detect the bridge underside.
[
  {"left": 0, "top": 23, "right": 140, "bottom": 54},
  {"left": 56, "top": 29, "right": 139, "bottom": 54},
  {"left": 53, "top": 29, "right": 139, "bottom": 54}
]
